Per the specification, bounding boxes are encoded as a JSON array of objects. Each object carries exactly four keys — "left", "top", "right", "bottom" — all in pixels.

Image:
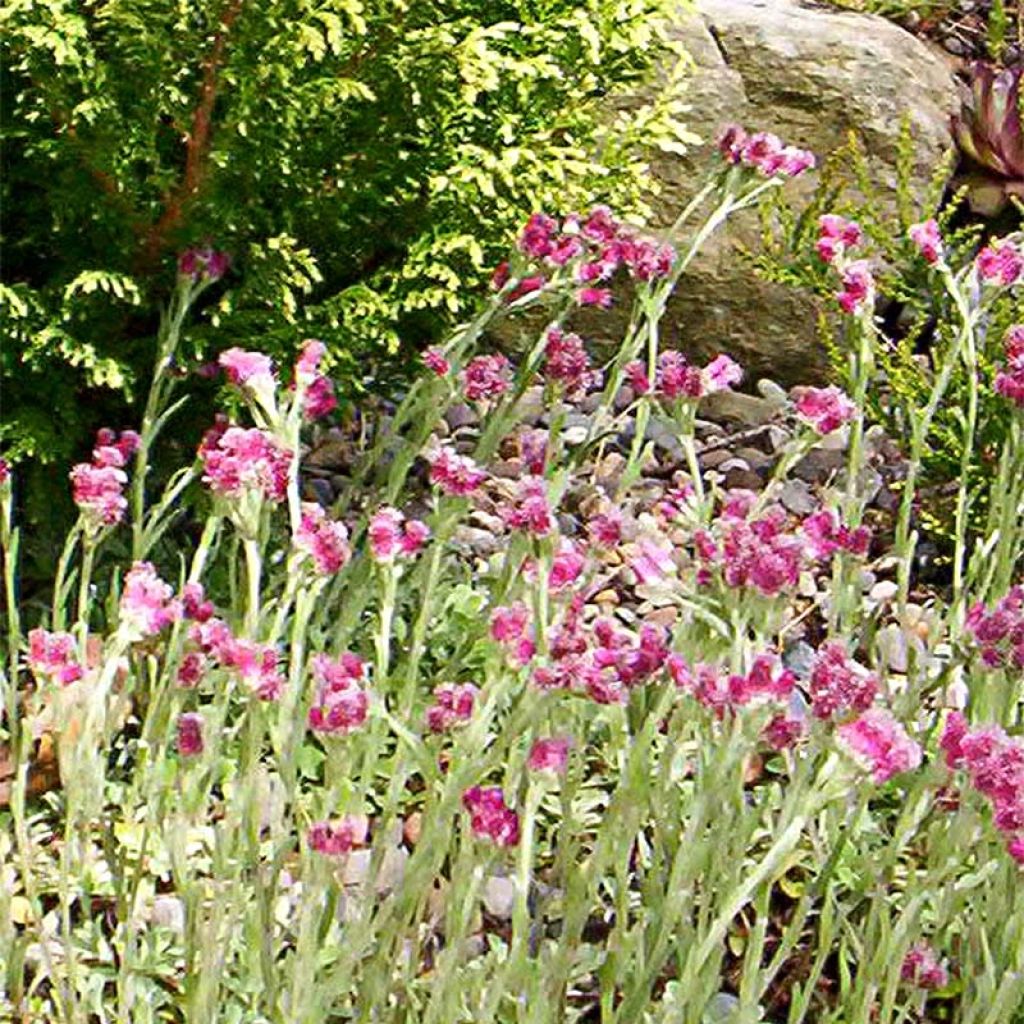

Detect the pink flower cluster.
[
  {"left": 462, "top": 786, "right": 520, "bottom": 846},
  {"left": 794, "top": 386, "right": 857, "bottom": 434},
  {"left": 0, "top": 458, "right": 8, "bottom": 486},
  {"left": 717, "top": 124, "right": 816, "bottom": 178},
  {"left": 425, "top": 682, "right": 478, "bottom": 733},
  {"left": 220, "top": 348, "right": 274, "bottom": 388},
  {"left": 941, "top": 712, "right": 1024, "bottom": 863},
  {"left": 901, "top": 942, "right": 949, "bottom": 990},
  {"left": 543, "top": 326, "right": 600, "bottom": 397},
  {"left": 176, "top": 712, "right": 204, "bottom": 757},
  {"left": 977, "top": 238, "right": 1023, "bottom": 286},
  {"left": 295, "top": 503, "right": 351, "bottom": 575},
  {"left": 308, "top": 815, "right": 369, "bottom": 856},
  {"left": 515, "top": 207, "right": 677, "bottom": 290},
  {"left": 120, "top": 561, "right": 182, "bottom": 637},
  {"left": 368, "top": 506, "right": 430, "bottom": 562},
  {"left": 837, "top": 708, "right": 922, "bottom": 783},
  {"left": 422, "top": 347, "right": 450, "bottom": 376},
  {"left": 293, "top": 340, "right": 337, "bottom": 421},
  {"left": 816, "top": 215, "right": 863, "bottom": 265},
  {"left": 693, "top": 492, "right": 804, "bottom": 597},
  {"left": 836, "top": 260, "right": 875, "bottom": 314},
  {"left": 994, "top": 325, "right": 1024, "bottom": 408},
  {"left": 668, "top": 651, "right": 796, "bottom": 716},
  {"left": 965, "top": 585, "right": 1024, "bottom": 669},
  {"left": 501, "top": 476, "right": 554, "bottom": 536},
  {"left": 525, "top": 538, "right": 586, "bottom": 593},
  {"left": 624, "top": 352, "right": 742, "bottom": 401},
  {"left": 808, "top": 642, "right": 878, "bottom": 720},
  {"left": 801, "top": 509, "right": 871, "bottom": 560},
  {"left": 528, "top": 736, "right": 572, "bottom": 775},
  {"left": 908, "top": 219, "right": 944, "bottom": 265},
  {"left": 428, "top": 446, "right": 487, "bottom": 496},
  {"left": 189, "top": 619, "right": 283, "bottom": 700},
  {"left": 70, "top": 428, "right": 140, "bottom": 528},
  {"left": 199, "top": 423, "right": 291, "bottom": 503},
  {"left": 308, "top": 652, "right": 369, "bottom": 734},
  {"left": 461, "top": 354, "right": 511, "bottom": 402},
  {"left": 182, "top": 582, "right": 215, "bottom": 623},
  {"left": 178, "top": 247, "right": 230, "bottom": 282},
  {"left": 490, "top": 602, "right": 536, "bottom": 666},
  {"left": 27, "top": 628, "right": 84, "bottom": 686}
]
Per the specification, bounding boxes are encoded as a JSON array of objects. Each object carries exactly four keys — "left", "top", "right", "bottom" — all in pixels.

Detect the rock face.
[{"left": 643, "top": 0, "right": 960, "bottom": 382}]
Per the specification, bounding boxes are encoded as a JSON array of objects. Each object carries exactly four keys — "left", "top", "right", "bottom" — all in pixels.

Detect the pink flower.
[
  {"left": 547, "top": 540, "right": 586, "bottom": 591},
  {"left": 816, "top": 214, "right": 863, "bottom": 265},
  {"left": 0, "top": 458, "right": 9, "bottom": 486},
  {"left": 219, "top": 638, "right": 284, "bottom": 700},
  {"left": 656, "top": 351, "right": 703, "bottom": 400},
  {"left": 176, "top": 713, "right": 204, "bottom": 757},
  {"left": 623, "top": 360, "right": 651, "bottom": 395},
  {"left": 977, "top": 239, "right": 1023, "bottom": 286},
  {"left": 27, "top": 628, "right": 83, "bottom": 686},
  {"left": 428, "top": 446, "right": 487, "bottom": 495},
  {"left": 588, "top": 509, "right": 623, "bottom": 548},
  {"left": 519, "top": 428, "right": 548, "bottom": 474},
  {"left": 794, "top": 386, "right": 857, "bottom": 434},
  {"left": 462, "top": 354, "right": 511, "bottom": 402},
  {"left": 576, "top": 286, "right": 613, "bottom": 308},
  {"left": 528, "top": 737, "right": 572, "bottom": 774},
  {"left": 518, "top": 213, "right": 558, "bottom": 260},
  {"left": 181, "top": 583, "right": 214, "bottom": 622},
  {"left": 219, "top": 348, "right": 275, "bottom": 387},
  {"left": 965, "top": 585, "right": 1024, "bottom": 670},
  {"left": 295, "top": 503, "right": 351, "bottom": 574},
  {"left": 901, "top": 943, "right": 949, "bottom": 990},
  {"left": 908, "top": 219, "right": 944, "bottom": 264},
  {"left": 994, "top": 325, "right": 1024, "bottom": 408},
  {"left": 728, "top": 653, "right": 796, "bottom": 706},
  {"left": 491, "top": 602, "right": 530, "bottom": 644},
  {"left": 462, "top": 786, "right": 520, "bottom": 846},
  {"left": 368, "top": 506, "right": 430, "bottom": 561},
  {"left": 295, "top": 339, "right": 326, "bottom": 380},
  {"left": 177, "top": 650, "right": 206, "bottom": 687},
  {"left": 199, "top": 425, "right": 291, "bottom": 503},
  {"left": 763, "top": 713, "right": 806, "bottom": 751},
  {"left": 425, "top": 682, "right": 478, "bottom": 733},
  {"left": 801, "top": 509, "right": 871, "bottom": 560},
  {"left": 178, "top": 247, "right": 229, "bottom": 282},
  {"left": 501, "top": 476, "right": 555, "bottom": 536},
  {"left": 622, "top": 236, "right": 675, "bottom": 281},
  {"left": 423, "top": 347, "right": 450, "bottom": 376},
  {"left": 308, "top": 815, "right": 369, "bottom": 856},
  {"left": 836, "top": 260, "right": 875, "bottom": 314},
  {"left": 70, "top": 428, "right": 140, "bottom": 528},
  {"left": 303, "top": 376, "right": 337, "bottom": 421},
  {"left": 702, "top": 354, "right": 743, "bottom": 394},
  {"left": 308, "top": 652, "right": 368, "bottom": 733},
  {"left": 1008, "top": 836, "right": 1024, "bottom": 864},
  {"left": 838, "top": 708, "right": 922, "bottom": 782},
  {"left": 544, "top": 326, "right": 598, "bottom": 396},
  {"left": 719, "top": 125, "right": 815, "bottom": 178},
  {"left": 939, "top": 710, "right": 969, "bottom": 769},
  {"left": 630, "top": 538, "right": 676, "bottom": 585},
  {"left": 120, "top": 562, "right": 182, "bottom": 637},
  {"left": 808, "top": 642, "right": 878, "bottom": 720}
]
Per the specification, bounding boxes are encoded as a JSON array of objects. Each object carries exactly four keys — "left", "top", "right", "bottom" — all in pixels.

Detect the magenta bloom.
[
  {"left": 422, "top": 347, "right": 451, "bottom": 376},
  {"left": 0, "top": 458, "right": 9, "bottom": 486},
  {"left": 794, "top": 385, "right": 857, "bottom": 434},
  {"left": 763, "top": 713, "right": 806, "bottom": 751},
  {"left": 177, "top": 650, "right": 206, "bottom": 688},
  {"left": 908, "top": 219, "right": 944, "bottom": 265},
  {"left": 462, "top": 354, "right": 511, "bottom": 402},
  {"left": 718, "top": 124, "right": 815, "bottom": 178},
  {"left": 176, "top": 713, "right": 204, "bottom": 757},
  {"left": 994, "top": 325, "right": 1024, "bottom": 408},
  {"left": 544, "top": 326, "right": 598, "bottom": 397},
  {"left": 303, "top": 376, "right": 337, "bottom": 421},
  {"left": 802, "top": 509, "right": 871, "bottom": 560},
  {"left": 501, "top": 476, "right": 554, "bottom": 536},
  {"left": 576, "top": 286, "right": 614, "bottom": 308},
  {"left": 295, "top": 339, "right": 326, "bottom": 380},
  {"left": 490, "top": 603, "right": 534, "bottom": 665},
  {"left": 219, "top": 348, "right": 275, "bottom": 388},
  {"left": 977, "top": 239, "right": 1023, "bottom": 286},
  {"left": 518, "top": 213, "right": 558, "bottom": 260},
  {"left": 838, "top": 708, "right": 922, "bottom": 782},
  {"left": 425, "top": 682, "right": 478, "bottom": 733},
  {"left": 308, "top": 815, "right": 368, "bottom": 856},
  {"left": 27, "top": 628, "right": 84, "bottom": 686},
  {"left": 178, "top": 247, "right": 230, "bottom": 282},
  {"left": 588, "top": 508, "right": 623, "bottom": 548},
  {"left": 623, "top": 359, "right": 651, "bottom": 395},
  {"left": 836, "top": 260, "right": 875, "bottom": 314},
  {"left": 462, "top": 786, "right": 520, "bottom": 846},
  {"left": 519, "top": 428, "right": 548, "bottom": 475},
  {"left": 200, "top": 425, "right": 291, "bottom": 503},
  {"left": 703, "top": 354, "right": 743, "bottom": 394},
  {"left": 181, "top": 582, "right": 214, "bottom": 623},
  {"left": 70, "top": 428, "right": 139, "bottom": 528},
  {"left": 308, "top": 652, "right": 368, "bottom": 733},
  {"left": 656, "top": 351, "right": 703, "bottom": 400},
  {"left": 808, "top": 641, "right": 878, "bottom": 720},
  {"left": 528, "top": 736, "right": 572, "bottom": 775},
  {"left": 295, "top": 503, "right": 351, "bottom": 575},
  {"left": 621, "top": 236, "right": 675, "bottom": 281},
  {"left": 120, "top": 562, "right": 182, "bottom": 637},
  {"left": 219, "top": 638, "right": 284, "bottom": 701},
  {"left": 901, "top": 942, "right": 949, "bottom": 990},
  {"left": 965, "top": 585, "right": 1024, "bottom": 670},
  {"left": 428, "top": 446, "right": 487, "bottom": 496},
  {"left": 368, "top": 506, "right": 430, "bottom": 562},
  {"left": 816, "top": 214, "right": 863, "bottom": 265},
  {"left": 547, "top": 540, "right": 586, "bottom": 591}
]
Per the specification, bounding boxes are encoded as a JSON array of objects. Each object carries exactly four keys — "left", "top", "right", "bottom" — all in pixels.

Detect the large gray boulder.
[{"left": 643, "top": 0, "right": 961, "bottom": 382}]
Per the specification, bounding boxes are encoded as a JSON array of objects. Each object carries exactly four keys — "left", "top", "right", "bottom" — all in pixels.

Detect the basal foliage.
[{"left": 1, "top": 0, "right": 693, "bottom": 477}]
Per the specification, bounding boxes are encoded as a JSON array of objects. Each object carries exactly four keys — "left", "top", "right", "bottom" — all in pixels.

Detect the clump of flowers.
[
  {"left": 836, "top": 259, "right": 875, "bottom": 314},
  {"left": 801, "top": 509, "right": 871, "bottom": 560},
  {"left": 178, "top": 247, "right": 230, "bottom": 282},
  {"left": 794, "top": 386, "right": 857, "bottom": 434},
  {"left": 422, "top": 347, "right": 450, "bottom": 376},
  {"left": 528, "top": 737, "right": 572, "bottom": 775},
  {"left": 977, "top": 237, "right": 1023, "bottom": 286},
  {"left": 425, "top": 683, "right": 478, "bottom": 733},
  {"left": 293, "top": 340, "right": 337, "bottom": 421},
  {"left": 308, "top": 816, "right": 369, "bottom": 856},
  {"left": 908, "top": 219, "right": 944, "bottom": 265},
  {"left": 176, "top": 713, "right": 204, "bottom": 757},
  {"left": 901, "top": 942, "right": 949, "bottom": 990},
  {"left": 808, "top": 642, "right": 878, "bottom": 720},
  {"left": 490, "top": 602, "right": 535, "bottom": 666},
  {"left": 837, "top": 708, "right": 922, "bottom": 782},
  {"left": 965, "top": 585, "right": 1024, "bottom": 669},
  {"left": 462, "top": 354, "right": 511, "bottom": 402},
  {"left": 308, "top": 653, "right": 369, "bottom": 733},
  {"left": 816, "top": 214, "right": 863, "bottom": 265},
  {"left": 717, "top": 124, "right": 816, "bottom": 178},
  {"left": 294, "top": 504, "right": 351, "bottom": 575},
  {"left": 543, "top": 326, "right": 600, "bottom": 397},
  {"left": 368, "top": 506, "right": 430, "bottom": 562},
  {"left": 70, "top": 428, "right": 140, "bottom": 529},
  {"left": 199, "top": 424, "right": 291, "bottom": 503},
  {"left": 625, "top": 351, "right": 742, "bottom": 402},
  {"left": 120, "top": 561, "right": 182, "bottom": 638},
  {"left": 669, "top": 652, "right": 795, "bottom": 716},
  {"left": 462, "top": 786, "right": 520, "bottom": 846},
  {"left": 219, "top": 637, "right": 284, "bottom": 701},
  {"left": 501, "top": 477, "right": 555, "bottom": 536},
  {"left": 427, "top": 446, "right": 488, "bottom": 496},
  {"left": 994, "top": 325, "right": 1024, "bottom": 408},
  {"left": 27, "top": 628, "right": 84, "bottom": 686}
]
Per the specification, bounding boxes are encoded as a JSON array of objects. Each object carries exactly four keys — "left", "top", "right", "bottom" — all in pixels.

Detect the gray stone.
[
  {"left": 793, "top": 447, "right": 845, "bottom": 483},
  {"left": 780, "top": 478, "right": 817, "bottom": 516}
]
